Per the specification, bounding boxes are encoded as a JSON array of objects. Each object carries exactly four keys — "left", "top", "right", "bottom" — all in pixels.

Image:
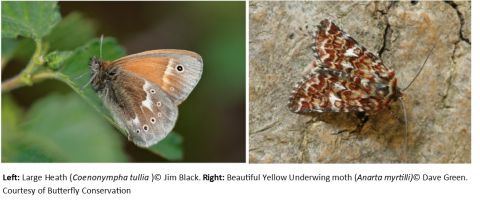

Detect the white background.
[{"left": 0, "top": 0, "right": 478, "bottom": 199}]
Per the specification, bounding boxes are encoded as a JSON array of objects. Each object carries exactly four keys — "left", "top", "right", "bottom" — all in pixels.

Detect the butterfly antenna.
[
  {"left": 100, "top": 34, "right": 104, "bottom": 59},
  {"left": 82, "top": 75, "right": 95, "bottom": 90},
  {"left": 398, "top": 97, "right": 408, "bottom": 162},
  {"left": 74, "top": 71, "right": 89, "bottom": 81},
  {"left": 402, "top": 46, "right": 435, "bottom": 91}
]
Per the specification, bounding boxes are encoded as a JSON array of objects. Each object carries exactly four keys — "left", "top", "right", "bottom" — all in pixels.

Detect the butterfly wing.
[
  {"left": 112, "top": 49, "right": 203, "bottom": 105},
  {"left": 313, "top": 19, "right": 396, "bottom": 85},
  {"left": 288, "top": 68, "right": 387, "bottom": 113},
  {"left": 105, "top": 69, "right": 178, "bottom": 148}
]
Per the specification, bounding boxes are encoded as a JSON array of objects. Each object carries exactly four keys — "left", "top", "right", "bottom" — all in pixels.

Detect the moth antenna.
[
  {"left": 100, "top": 34, "right": 104, "bottom": 59},
  {"left": 402, "top": 46, "right": 435, "bottom": 91},
  {"left": 398, "top": 97, "right": 408, "bottom": 162}
]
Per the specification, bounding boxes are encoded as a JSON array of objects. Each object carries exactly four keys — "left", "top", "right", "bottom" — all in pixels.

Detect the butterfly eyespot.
[
  {"left": 143, "top": 125, "right": 149, "bottom": 131},
  {"left": 157, "top": 112, "right": 162, "bottom": 117},
  {"left": 176, "top": 65, "right": 184, "bottom": 72},
  {"left": 150, "top": 117, "right": 156, "bottom": 124},
  {"left": 149, "top": 89, "right": 156, "bottom": 94},
  {"left": 135, "top": 129, "right": 140, "bottom": 134},
  {"left": 156, "top": 102, "right": 162, "bottom": 107},
  {"left": 169, "top": 87, "right": 175, "bottom": 91}
]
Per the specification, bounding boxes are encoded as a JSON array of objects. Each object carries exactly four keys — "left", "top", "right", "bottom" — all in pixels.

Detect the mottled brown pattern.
[
  {"left": 290, "top": 19, "right": 403, "bottom": 114},
  {"left": 289, "top": 68, "right": 387, "bottom": 113},
  {"left": 314, "top": 19, "right": 396, "bottom": 84}
]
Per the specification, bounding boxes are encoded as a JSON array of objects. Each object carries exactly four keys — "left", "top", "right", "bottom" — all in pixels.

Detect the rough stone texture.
[{"left": 249, "top": 1, "right": 471, "bottom": 163}]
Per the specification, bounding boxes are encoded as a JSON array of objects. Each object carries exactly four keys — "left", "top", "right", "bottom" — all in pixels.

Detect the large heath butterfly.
[{"left": 88, "top": 45, "right": 203, "bottom": 148}]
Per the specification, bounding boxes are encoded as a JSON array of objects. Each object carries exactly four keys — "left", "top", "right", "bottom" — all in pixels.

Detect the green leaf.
[
  {"left": 2, "top": 132, "right": 66, "bottom": 162},
  {"left": 45, "top": 50, "right": 73, "bottom": 70},
  {"left": 1, "top": 94, "right": 22, "bottom": 133},
  {"left": 149, "top": 132, "right": 184, "bottom": 161},
  {"left": 21, "top": 93, "right": 128, "bottom": 162},
  {"left": 1, "top": 37, "right": 19, "bottom": 67},
  {"left": 45, "top": 12, "right": 97, "bottom": 51},
  {"left": 6, "top": 37, "right": 36, "bottom": 63},
  {"left": 2, "top": 94, "right": 63, "bottom": 162},
  {"left": 1, "top": 1, "right": 61, "bottom": 39}
]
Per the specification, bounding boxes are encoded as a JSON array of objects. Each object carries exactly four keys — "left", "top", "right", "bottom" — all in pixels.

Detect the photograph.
[
  {"left": 249, "top": 1, "right": 470, "bottom": 163},
  {"left": 2, "top": 1, "right": 246, "bottom": 162},
  {"left": 0, "top": 1, "right": 478, "bottom": 200}
]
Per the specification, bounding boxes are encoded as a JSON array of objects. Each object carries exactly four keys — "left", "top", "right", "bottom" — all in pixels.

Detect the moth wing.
[
  {"left": 313, "top": 19, "right": 393, "bottom": 81},
  {"left": 112, "top": 49, "right": 203, "bottom": 105},
  {"left": 108, "top": 70, "right": 178, "bottom": 148},
  {"left": 288, "top": 68, "right": 384, "bottom": 113}
]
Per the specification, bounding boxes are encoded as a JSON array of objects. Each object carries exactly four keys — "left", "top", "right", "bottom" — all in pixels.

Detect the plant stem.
[
  {"left": 1, "top": 74, "right": 22, "bottom": 92},
  {"left": 1, "top": 71, "right": 57, "bottom": 92},
  {"left": 1, "top": 39, "right": 48, "bottom": 92},
  {"left": 22, "top": 39, "right": 45, "bottom": 82}
]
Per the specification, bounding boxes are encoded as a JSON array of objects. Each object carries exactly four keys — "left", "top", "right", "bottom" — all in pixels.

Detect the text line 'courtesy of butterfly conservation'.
[{"left": 88, "top": 49, "right": 203, "bottom": 148}]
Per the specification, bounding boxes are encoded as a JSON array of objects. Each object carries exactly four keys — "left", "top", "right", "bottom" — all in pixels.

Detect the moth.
[
  {"left": 289, "top": 19, "right": 405, "bottom": 113},
  {"left": 88, "top": 45, "right": 203, "bottom": 148},
  {"left": 288, "top": 19, "right": 431, "bottom": 149}
]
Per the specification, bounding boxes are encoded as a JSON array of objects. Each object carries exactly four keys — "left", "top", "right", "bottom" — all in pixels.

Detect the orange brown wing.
[{"left": 111, "top": 50, "right": 203, "bottom": 105}]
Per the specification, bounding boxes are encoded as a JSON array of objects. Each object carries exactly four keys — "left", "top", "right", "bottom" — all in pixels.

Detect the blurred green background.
[{"left": 1, "top": 2, "right": 245, "bottom": 162}]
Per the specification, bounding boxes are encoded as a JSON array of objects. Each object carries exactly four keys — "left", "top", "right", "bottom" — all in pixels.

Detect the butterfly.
[{"left": 88, "top": 47, "right": 203, "bottom": 148}]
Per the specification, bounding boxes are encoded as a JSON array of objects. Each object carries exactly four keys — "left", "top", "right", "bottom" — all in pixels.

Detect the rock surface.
[{"left": 249, "top": 1, "right": 471, "bottom": 163}]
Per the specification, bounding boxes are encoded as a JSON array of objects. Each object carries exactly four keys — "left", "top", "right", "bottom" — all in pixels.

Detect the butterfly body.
[
  {"left": 89, "top": 49, "right": 203, "bottom": 147},
  {"left": 289, "top": 19, "right": 401, "bottom": 114}
]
